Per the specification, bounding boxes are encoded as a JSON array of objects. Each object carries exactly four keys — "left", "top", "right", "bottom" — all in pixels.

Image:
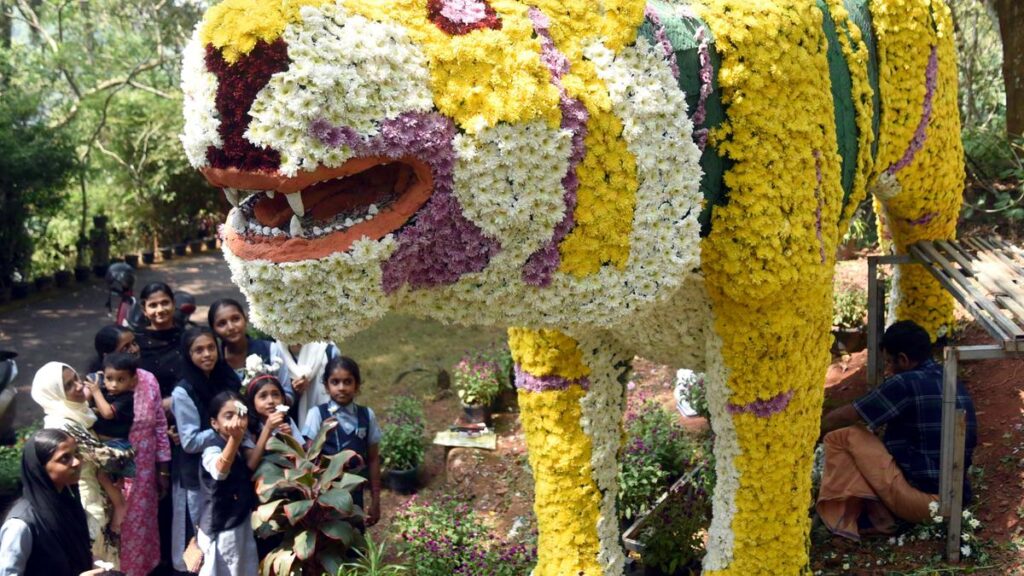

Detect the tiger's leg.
[
  {"left": 508, "top": 328, "right": 628, "bottom": 576},
  {"left": 870, "top": 0, "right": 963, "bottom": 336}
]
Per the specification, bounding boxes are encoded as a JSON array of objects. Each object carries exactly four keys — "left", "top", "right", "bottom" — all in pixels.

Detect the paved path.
[{"left": 0, "top": 252, "right": 243, "bottom": 432}]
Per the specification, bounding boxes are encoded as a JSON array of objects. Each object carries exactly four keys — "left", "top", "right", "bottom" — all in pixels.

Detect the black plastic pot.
[
  {"left": 54, "top": 270, "right": 73, "bottom": 288},
  {"left": 34, "top": 275, "right": 54, "bottom": 291},
  {"left": 173, "top": 244, "right": 187, "bottom": 256},
  {"left": 92, "top": 264, "right": 108, "bottom": 278},
  {"left": 11, "top": 282, "right": 32, "bottom": 299},
  {"left": 461, "top": 403, "right": 490, "bottom": 425},
  {"left": 204, "top": 237, "right": 218, "bottom": 250},
  {"left": 124, "top": 254, "right": 140, "bottom": 268},
  {"left": 0, "top": 286, "right": 11, "bottom": 305},
  {"left": 74, "top": 267, "right": 91, "bottom": 282},
  {"left": 142, "top": 252, "right": 155, "bottom": 265},
  {"left": 386, "top": 467, "right": 419, "bottom": 495},
  {"left": 160, "top": 247, "right": 174, "bottom": 261},
  {"left": 188, "top": 240, "right": 203, "bottom": 254}
]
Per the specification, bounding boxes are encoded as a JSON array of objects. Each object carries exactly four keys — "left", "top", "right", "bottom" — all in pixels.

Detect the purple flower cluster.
[
  {"left": 513, "top": 365, "right": 590, "bottom": 393},
  {"left": 905, "top": 211, "right": 938, "bottom": 226},
  {"left": 306, "top": 112, "right": 501, "bottom": 292},
  {"left": 645, "top": 5, "right": 681, "bottom": 79},
  {"left": 725, "top": 388, "right": 795, "bottom": 418},
  {"left": 521, "top": 7, "right": 589, "bottom": 286},
  {"left": 692, "top": 26, "right": 714, "bottom": 151},
  {"left": 886, "top": 46, "right": 939, "bottom": 176}
]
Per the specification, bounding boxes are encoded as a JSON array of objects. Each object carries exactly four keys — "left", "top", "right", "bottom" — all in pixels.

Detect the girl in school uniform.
[
  {"left": 207, "top": 299, "right": 292, "bottom": 402},
  {"left": 196, "top": 391, "right": 258, "bottom": 576},
  {"left": 300, "top": 357, "right": 381, "bottom": 528}
]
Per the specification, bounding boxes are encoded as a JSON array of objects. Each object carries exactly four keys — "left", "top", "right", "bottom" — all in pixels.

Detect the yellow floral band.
[{"left": 184, "top": 0, "right": 964, "bottom": 574}]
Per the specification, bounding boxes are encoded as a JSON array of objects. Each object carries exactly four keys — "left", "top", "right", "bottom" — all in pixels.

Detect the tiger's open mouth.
[{"left": 203, "top": 156, "right": 433, "bottom": 263}]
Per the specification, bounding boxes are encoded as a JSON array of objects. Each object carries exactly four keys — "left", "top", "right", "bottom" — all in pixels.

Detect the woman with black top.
[
  {"left": 134, "top": 282, "right": 186, "bottom": 401},
  {"left": 170, "top": 328, "right": 240, "bottom": 574},
  {"left": 207, "top": 299, "right": 292, "bottom": 402},
  {"left": 0, "top": 429, "right": 93, "bottom": 576}
]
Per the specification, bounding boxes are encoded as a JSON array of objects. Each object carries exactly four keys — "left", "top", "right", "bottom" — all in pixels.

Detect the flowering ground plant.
[
  {"left": 393, "top": 493, "right": 536, "bottom": 576},
  {"left": 452, "top": 356, "right": 501, "bottom": 407},
  {"left": 636, "top": 465, "right": 713, "bottom": 575}
]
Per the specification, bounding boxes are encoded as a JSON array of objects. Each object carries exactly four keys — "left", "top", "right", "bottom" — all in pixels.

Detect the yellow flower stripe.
[
  {"left": 508, "top": 327, "right": 589, "bottom": 380},
  {"left": 872, "top": 0, "right": 962, "bottom": 336},
  {"left": 559, "top": 104, "right": 638, "bottom": 276},
  {"left": 694, "top": 0, "right": 842, "bottom": 572},
  {"left": 825, "top": 0, "right": 876, "bottom": 228},
  {"left": 518, "top": 384, "right": 604, "bottom": 576}
]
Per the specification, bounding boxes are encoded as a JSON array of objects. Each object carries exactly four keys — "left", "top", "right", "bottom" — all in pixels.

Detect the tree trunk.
[
  {"left": 993, "top": 0, "right": 1024, "bottom": 137},
  {"left": 1, "top": 0, "right": 10, "bottom": 50}
]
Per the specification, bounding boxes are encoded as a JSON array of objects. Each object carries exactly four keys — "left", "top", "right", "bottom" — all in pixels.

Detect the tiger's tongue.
[{"left": 252, "top": 167, "right": 406, "bottom": 228}]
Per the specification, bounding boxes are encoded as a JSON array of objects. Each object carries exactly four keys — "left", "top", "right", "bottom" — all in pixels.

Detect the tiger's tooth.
[
  {"left": 290, "top": 215, "right": 304, "bottom": 238},
  {"left": 228, "top": 209, "right": 246, "bottom": 233},
  {"left": 286, "top": 193, "right": 305, "bottom": 217},
  {"left": 344, "top": 217, "right": 354, "bottom": 228},
  {"left": 367, "top": 204, "right": 378, "bottom": 215},
  {"left": 266, "top": 190, "right": 276, "bottom": 199},
  {"left": 224, "top": 188, "right": 239, "bottom": 207}
]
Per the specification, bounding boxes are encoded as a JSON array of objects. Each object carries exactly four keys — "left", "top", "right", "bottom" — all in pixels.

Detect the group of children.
[{"left": 5, "top": 282, "right": 382, "bottom": 576}]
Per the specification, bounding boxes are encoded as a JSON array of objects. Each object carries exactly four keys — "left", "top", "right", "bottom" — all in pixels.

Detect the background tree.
[{"left": 992, "top": 0, "right": 1022, "bottom": 138}]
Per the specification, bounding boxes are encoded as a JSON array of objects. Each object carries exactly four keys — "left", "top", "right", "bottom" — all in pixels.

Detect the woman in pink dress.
[{"left": 92, "top": 325, "right": 172, "bottom": 576}]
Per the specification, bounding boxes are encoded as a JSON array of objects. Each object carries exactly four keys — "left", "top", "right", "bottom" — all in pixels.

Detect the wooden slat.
[
  {"left": 937, "top": 240, "right": 975, "bottom": 275},
  {"left": 973, "top": 254, "right": 1024, "bottom": 315},
  {"left": 946, "top": 410, "right": 968, "bottom": 563},
  {"left": 939, "top": 348, "right": 957, "bottom": 516},
  {"left": 915, "top": 243, "right": 1023, "bottom": 338},
  {"left": 973, "top": 237, "right": 1024, "bottom": 276}
]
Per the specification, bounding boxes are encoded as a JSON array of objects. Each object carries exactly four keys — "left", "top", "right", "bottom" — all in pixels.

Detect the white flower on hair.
[{"left": 234, "top": 400, "right": 248, "bottom": 418}]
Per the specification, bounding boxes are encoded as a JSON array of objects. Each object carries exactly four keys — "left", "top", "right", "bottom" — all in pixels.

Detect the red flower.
[
  {"left": 427, "top": 0, "right": 502, "bottom": 35},
  {"left": 204, "top": 39, "right": 291, "bottom": 172}
]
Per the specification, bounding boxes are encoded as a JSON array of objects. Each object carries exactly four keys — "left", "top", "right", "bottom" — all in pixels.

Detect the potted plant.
[
  {"left": 188, "top": 238, "right": 203, "bottom": 254},
  {"left": 141, "top": 251, "right": 155, "bottom": 265},
  {"left": 832, "top": 287, "right": 868, "bottom": 354},
  {"left": 633, "top": 467, "right": 712, "bottom": 576},
  {"left": 34, "top": 274, "right": 54, "bottom": 291},
  {"left": 160, "top": 247, "right": 174, "bottom": 261},
  {"left": 124, "top": 254, "right": 140, "bottom": 268},
  {"left": 204, "top": 236, "right": 218, "bottom": 250},
  {"left": 54, "top": 268, "right": 73, "bottom": 288},
  {"left": 380, "top": 397, "right": 425, "bottom": 494},
  {"left": 173, "top": 242, "right": 187, "bottom": 256},
  {"left": 452, "top": 355, "right": 501, "bottom": 425},
  {"left": 252, "top": 421, "right": 366, "bottom": 575},
  {"left": 11, "top": 271, "right": 31, "bottom": 299}
]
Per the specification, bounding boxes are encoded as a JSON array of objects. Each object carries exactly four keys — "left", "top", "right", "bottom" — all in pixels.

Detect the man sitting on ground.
[{"left": 817, "top": 320, "right": 977, "bottom": 540}]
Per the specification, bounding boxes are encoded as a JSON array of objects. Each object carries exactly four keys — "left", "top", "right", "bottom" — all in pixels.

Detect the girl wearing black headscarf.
[
  {"left": 0, "top": 429, "right": 93, "bottom": 576},
  {"left": 169, "top": 327, "right": 240, "bottom": 574}
]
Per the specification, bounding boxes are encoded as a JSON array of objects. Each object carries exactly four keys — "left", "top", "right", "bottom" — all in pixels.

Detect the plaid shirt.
[{"left": 854, "top": 359, "right": 977, "bottom": 496}]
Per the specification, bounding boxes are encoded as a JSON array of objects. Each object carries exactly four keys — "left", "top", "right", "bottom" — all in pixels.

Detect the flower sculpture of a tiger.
[{"left": 181, "top": 0, "right": 963, "bottom": 573}]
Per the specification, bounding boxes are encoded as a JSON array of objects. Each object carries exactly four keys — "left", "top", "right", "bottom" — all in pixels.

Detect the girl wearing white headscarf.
[
  {"left": 271, "top": 342, "right": 338, "bottom": 429},
  {"left": 31, "top": 362, "right": 125, "bottom": 568}
]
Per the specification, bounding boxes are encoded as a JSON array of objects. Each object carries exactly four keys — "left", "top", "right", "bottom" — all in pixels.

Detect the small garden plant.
[
  {"left": 252, "top": 422, "right": 367, "bottom": 576},
  {"left": 380, "top": 397, "right": 426, "bottom": 472},
  {"left": 832, "top": 286, "right": 868, "bottom": 330},
  {"left": 452, "top": 355, "right": 502, "bottom": 407}
]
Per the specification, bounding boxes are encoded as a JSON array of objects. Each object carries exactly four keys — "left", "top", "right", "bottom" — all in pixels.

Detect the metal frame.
[{"left": 866, "top": 239, "right": 1024, "bottom": 563}]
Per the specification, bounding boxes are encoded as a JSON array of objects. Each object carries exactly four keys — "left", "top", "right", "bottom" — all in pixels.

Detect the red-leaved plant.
[{"left": 252, "top": 419, "right": 366, "bottom": 575}]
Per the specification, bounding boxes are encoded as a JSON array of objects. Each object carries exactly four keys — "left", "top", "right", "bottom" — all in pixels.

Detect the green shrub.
[
  {"left": 380, "top": 397, "right": 425, "bottom": 471},
  {"left": 832, "top": 287, "right": 867, "bottom": 330},
  {"left": 636, "top": 466, "right": 712, "bottom": 575},
  {"left": 618, "top": 401, "right": 704, "bottom": 523},
  {"left": 452, "top": 356, "right": 501, "bottom": 407}
]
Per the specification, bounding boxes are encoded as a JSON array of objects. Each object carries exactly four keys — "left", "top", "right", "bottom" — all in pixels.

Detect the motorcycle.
[{"left": 0, "top": 351, "right": 18, "bottom": 423}]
